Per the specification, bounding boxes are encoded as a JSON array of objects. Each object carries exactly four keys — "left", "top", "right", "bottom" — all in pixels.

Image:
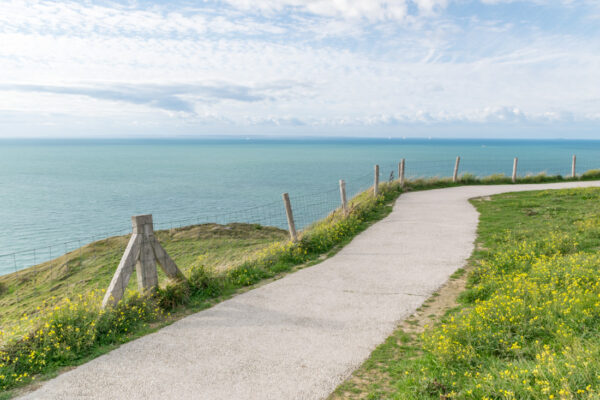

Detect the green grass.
[
  {"left": 0, "top": 181, "right": 403, "bottom": 395},
  {"left": 0, "top": 223, "right": 288, "bottom": 330},
  {"left": 4, "top": 169, "right": 595, "bottom": 330},
  {"left": 402, "top": 169, "right": 600, "bottom": 192},
  {"left": 331, "top": 187, "right": 600, "bottom": 399},
  {"left": 2, "top": 171, "right": 600, "bottom": 396}
]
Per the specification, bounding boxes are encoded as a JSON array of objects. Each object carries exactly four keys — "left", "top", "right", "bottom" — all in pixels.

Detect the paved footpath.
[{"left": 20, "top": 182, "right": 600, "bottom": 400}]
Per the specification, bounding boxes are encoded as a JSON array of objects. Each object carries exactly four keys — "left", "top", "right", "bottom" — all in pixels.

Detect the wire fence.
[
  {"left": 0, "top": 155, "right": 597, "bottom": 290},
  {"left": 388, "top": 157, "right": 598, "bottom": 180},
  {"left": 0, "top": 168, "right": 373, "bottom": 280}
]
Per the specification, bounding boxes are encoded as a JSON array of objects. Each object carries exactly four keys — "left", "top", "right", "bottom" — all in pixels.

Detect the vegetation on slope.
[
  {"left": 0, "top": 181, "right": 402, "bottom": 394},
  {"left": 2, "top": 170, "right": 600, "bottom": 396},
  {"left": 332, "top": 187, "right": 600, "bottom": 399},
  {"left": 0, "top": 223, "right": 288, "bottom": 329}
]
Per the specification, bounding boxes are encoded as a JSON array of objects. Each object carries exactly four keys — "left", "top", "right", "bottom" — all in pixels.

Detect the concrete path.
[{"left": 19, "top": 181, "right": 600, "bottom": 400}]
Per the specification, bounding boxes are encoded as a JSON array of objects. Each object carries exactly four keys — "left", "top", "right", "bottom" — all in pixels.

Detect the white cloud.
[
  {"left": 219, "top": 0, "right": 450, "bottom": 21},
  {"left": 0, "top": 0, "right": 599, "bottom": 137}
]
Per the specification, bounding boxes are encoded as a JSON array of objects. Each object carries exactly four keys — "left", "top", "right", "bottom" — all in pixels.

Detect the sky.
[{"left": 0, "top": 0, "right": 599, "bottom": 138}]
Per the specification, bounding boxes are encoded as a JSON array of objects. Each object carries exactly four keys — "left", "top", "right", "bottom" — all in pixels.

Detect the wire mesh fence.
[{"left": 1, "top": 154, "right": 598, "bottom": 287}]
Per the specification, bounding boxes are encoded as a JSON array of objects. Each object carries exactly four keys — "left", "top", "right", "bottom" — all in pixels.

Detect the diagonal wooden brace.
[
  {"left": 101, "top": 234, "right": 141, "bottom": 308},
  {"left": 102, "top": 214, "right": 184, "bottom": 308},
  {"left": 152, "top": 237, "right": 184, "bottom": 280}
]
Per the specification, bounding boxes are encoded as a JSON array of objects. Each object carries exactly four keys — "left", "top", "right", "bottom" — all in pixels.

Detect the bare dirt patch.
[{"left": 402, "top": 267, "right": 468, "bottom": 336}]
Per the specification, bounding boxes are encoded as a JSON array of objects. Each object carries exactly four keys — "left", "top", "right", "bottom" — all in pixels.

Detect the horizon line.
[{"left": 1, "top": 136, "right": 600, "bottom": 141}]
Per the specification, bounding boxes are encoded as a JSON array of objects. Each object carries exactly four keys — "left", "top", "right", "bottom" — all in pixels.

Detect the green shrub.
[
  {"left": 0, "top": 291, "right": 162, "bottom": 391},
  {"left": 155, "top": 282, "right": 190, "bottom": 310},
  {"left": 481, "top": 173, "right": 511, "bottom": 184},
  {"left": 459, "top": 173, "right": 478, "bottom": 184},
  {"left": 227, "top": 264, "right": 269, "bottom": 286},
  {"left": 519, "top": 172, "right": 563, "bottom": 183},
  {"left": 187, "top": 265, "right": 224, "bottom": 298},
  {"left": 406, "top": 177, "right": 454, "bottom": 190},
  {"left": 581, "top": 169, "right": 600, "bottom": 180}
]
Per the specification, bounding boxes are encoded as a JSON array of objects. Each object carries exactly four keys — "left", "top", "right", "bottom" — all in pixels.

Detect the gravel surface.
[{"left": 19, "top": 181, "right": 600, "bottom": 400}]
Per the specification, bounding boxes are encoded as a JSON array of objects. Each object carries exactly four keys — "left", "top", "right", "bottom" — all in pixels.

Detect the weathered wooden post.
[
  {"left": 453, "top": 156, "right": 461, "bottom": 183},
  {"left": 102, "top": 214, "right": 183, "bottom": 308},
  {"left": 512, "top": 158, "right": 518, "bottom": 183},
  {"left": 398, "top": 159, "right": 405, "bottom": 187},
  {"left": 339, "top": 179, "right": 348, "bottom": 215},
  {"left": 572, "top": 155, "right": 577, "bottom": 178},
  {"left": 136, "top": 216, "right": 159, "bottom": 291},
  {"left": 373, "top": 165, "right": 380, "bottom": 197},
  {"left": 282, "top": 193, "right": 297, "bottom": 242}
]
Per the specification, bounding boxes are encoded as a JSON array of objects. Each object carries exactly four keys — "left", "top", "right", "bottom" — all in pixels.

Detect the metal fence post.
[
  {"left": 572, "top": 155, "right": 576, "bottom": 178},
  {"left": 512, "top": 157, "right": 518, "bottom": 183}
]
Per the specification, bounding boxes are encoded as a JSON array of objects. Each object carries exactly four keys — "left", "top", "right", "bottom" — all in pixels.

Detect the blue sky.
[{"left": 1, "top": 0, "right": 599, "bottom": 138}]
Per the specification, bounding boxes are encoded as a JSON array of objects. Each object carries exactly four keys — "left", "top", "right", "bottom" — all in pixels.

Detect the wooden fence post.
[
  {"left": 512, "top": 158, "right": 518, "bottom": 183},
  {"left": 453, "top": 156, "right": 461, "bottom": 183},
  {"left": 572, "top": 155, "right": 576, "bottom": 178},
  {"left": 339, "top": 180, "right": 347, "bottom": 215},
  {"left": 282, "top": 193, "right": 297, "bottom": 242},
  {"left": 373, "top": 165, "right": 380, "bottom": 197},
  {"left": 102, "top": 214, "right": 183, "bottom": 308},
  {"left": 399, "top": 159, "right": 405, "bottom": 187},
  {"left": 136, "top": 224, "right": 159, "bottom": 292}
]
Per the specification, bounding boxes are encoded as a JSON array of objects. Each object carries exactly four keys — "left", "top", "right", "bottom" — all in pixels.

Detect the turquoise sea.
[{"left": 1, "top": 138, "right": 600, "bottom": 275}]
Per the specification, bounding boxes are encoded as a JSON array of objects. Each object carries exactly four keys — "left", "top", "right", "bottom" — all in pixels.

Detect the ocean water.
[{"left": 1, "top": 138, "right": 600, "bottom": 275}]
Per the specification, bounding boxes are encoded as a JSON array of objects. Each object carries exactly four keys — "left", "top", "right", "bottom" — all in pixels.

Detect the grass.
[
  {"left": 402, "top": 169, "right": 600, "bottom": 192},
  {"left": 2, "top": 170, "right": 600, "bottom": 396},
  {"left": 0, "top": 223, "right": 288, "bottom": 330},
  {"left": 331, "top": 187, "right": 600, "bottom": 399},
  {"left": 4, "top": 169, "right": 596, "bottom": 329},
  {"left": 0, "top": 181, "right": 402, "bottom": 395}
]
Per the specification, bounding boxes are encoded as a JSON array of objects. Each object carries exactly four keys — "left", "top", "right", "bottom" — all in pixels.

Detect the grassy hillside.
[
  {"left": 332, "top": 187, "right": 600, "bottom": 399},
  {"left": 4, "top": 169, "right": 600, "bottom": 331},
  {"left": 0, "top": 181, "right": 402, "bottom": 395},
  {"left": 0, "top": 224, "right": 288, "bottom": 330},
  {"left": 2, "top": 173, "right": 600, "bottom": 396}
]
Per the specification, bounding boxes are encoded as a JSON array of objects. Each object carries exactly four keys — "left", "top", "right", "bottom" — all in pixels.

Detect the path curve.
[{"left": 19, "top": 181, "right": 600, "bottom": 400}]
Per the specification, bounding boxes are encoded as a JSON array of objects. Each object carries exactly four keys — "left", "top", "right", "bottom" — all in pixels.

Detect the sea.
[{"left": 1, "top": 138, "right": 600, "bottom": 275}]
